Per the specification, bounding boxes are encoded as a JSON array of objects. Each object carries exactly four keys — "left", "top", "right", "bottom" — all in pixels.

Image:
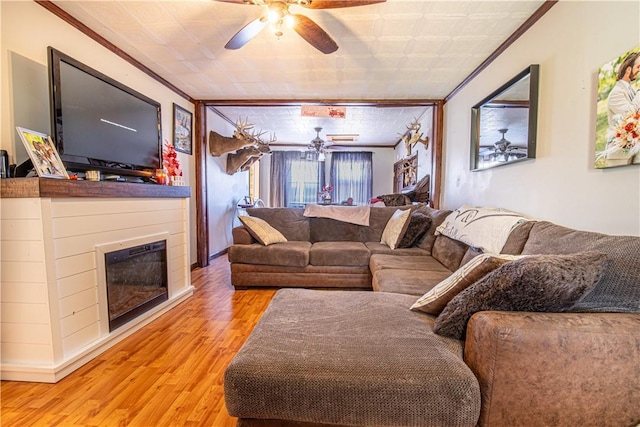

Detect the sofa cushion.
[
  {"left": 433, "top": 252, "right": 608, "bottom": 340},
  {"left": 521, "top": 221, "right": 640, "bottom": 313},
  {"left": 500, "top": 220, "right": 536, "bottom": 254},
  {"left": 228, "top": 242, "right": 311, "bottom": 267},
  {"left": 431, "top": 235, "right": 469, "bottom": 272},
  {"left": 372, "top": 269, "right": 451, "bottom": 296},
  {"left": 369, "top": 254, "right": 452, "bottom": 273},
  {"left": 309, "top": 242, "right": 370, "bottom": 267},
  {"left": 398, "top": 211, "right": 432, "bottom": 248},
  {"left": 360, "top": 206, "right": 415, "bottom": 243},
  {"left": 246, "top": 208, "right": 310, "bottom": 241},
  {"left": 416, "top": 206, "right": 453, "bottom": 252},
  {"left": 436, "top": 205, "right": 529, "bottom": 254},
  {"left": 309, "top": 218, "right": 361, "bottom": 242},
  {"left": 224, "top": 289, "right": 481, "bottom": 426},
  {"left": 380, "top": 209, "right": 412, "bottom": 250},
  {"left": 239, "top": 216, "right": 287, "bottom": 246},
  {"left": 365, "top": 242, "right": 428, "bottom": 257},
  {"left": 411, "top": 253, "right": 526, "bottom": 315}
]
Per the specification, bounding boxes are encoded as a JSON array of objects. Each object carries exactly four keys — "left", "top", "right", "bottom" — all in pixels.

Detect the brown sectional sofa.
[
  {"left": 225, "top": 206, "right": 640, "bottom": 427},
  {"left": 228, "top": 206, "right": 433, "bottom": 289}
]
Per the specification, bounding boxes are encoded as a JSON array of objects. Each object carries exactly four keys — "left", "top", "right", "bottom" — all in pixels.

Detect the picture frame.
[
  {"left": 595, "top": 45, "right": 640, "bottom": 169},
  {"left": 16, "top": 127, "right": 68, "bottom": 179},
  {"left": 173, "top": 103, "right": 193, "bottom": 155}
]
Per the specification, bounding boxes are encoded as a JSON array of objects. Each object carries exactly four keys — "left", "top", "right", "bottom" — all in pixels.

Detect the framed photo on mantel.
[
  {"left": 16, "top": 127, "right": 68, "bottom": 179},
  {"left": 173, "top": 103, "right": 193, "bottom": 155}
]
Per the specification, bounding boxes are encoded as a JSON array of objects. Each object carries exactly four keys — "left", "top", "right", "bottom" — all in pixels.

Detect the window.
[
  {"left": 270, "top": 151, "right": 324, "bottom": 207},
  {"left": 330, "top": 152, "right": 373, "bottom": 205}
]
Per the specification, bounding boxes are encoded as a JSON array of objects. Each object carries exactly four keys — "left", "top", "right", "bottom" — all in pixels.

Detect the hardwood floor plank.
[{"left": 1, "top": 255, "right": 276, "bottom": 426}]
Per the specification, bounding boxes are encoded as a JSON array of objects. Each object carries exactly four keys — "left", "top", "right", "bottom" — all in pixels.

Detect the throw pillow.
[
  {"left": 410, "top": 253, "right": 525, "bottom": 315},
  {"left": 239, "top": 215, "right": 287, "bottom": 246},
  {"left": 435, "top": 205, "right": 529, "bottom": 254},
  {"left": 380, "top": 208, "right": 412, "bottom": 250},
  {"left": 397, "top": 212, "right": 432, "bottom": 248},
  {"left": 433, "top": 252, "right": 608, "bottom": 340}
]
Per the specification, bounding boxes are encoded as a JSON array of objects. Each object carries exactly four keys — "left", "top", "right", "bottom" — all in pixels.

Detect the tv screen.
[{"left": 48, "top": 47, "right": 161, "bottom": 178}]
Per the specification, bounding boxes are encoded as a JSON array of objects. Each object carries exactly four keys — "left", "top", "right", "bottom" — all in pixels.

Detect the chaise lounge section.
[{"left": 224, "top": 206, "right": 640, "bottom": 426}]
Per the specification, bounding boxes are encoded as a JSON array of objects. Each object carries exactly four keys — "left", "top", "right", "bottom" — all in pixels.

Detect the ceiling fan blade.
[
  {"left": 302, "top": 0, "right": 386, "bottom": 9},
  {"left": 225, "top": 18, "right": 268, "bottom": 50},
  {"left": 292, "top": 14, "right": 338, "bottom": 54}
]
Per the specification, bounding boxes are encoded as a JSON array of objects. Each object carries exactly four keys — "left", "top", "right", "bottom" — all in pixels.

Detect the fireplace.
[{"left": 104, "top": 240, "right": 168, "bottom": 331}]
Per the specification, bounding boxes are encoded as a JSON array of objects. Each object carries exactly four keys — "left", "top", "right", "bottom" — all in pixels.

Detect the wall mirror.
[{"left": 471, "top": 64, "right": 539, "bottom": 171}]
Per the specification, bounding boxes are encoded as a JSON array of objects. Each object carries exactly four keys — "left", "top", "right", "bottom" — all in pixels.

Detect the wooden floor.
[{"left": 0, "top": 255, "right": 277, "bottom": 426}]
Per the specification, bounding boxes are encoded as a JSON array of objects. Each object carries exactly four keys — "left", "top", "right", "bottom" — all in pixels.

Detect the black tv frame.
[{"left": 48, "top": 47, "right": 162, "bottom": 179}]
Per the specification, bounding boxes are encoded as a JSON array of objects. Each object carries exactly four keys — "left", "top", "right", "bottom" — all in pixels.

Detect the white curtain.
[
  {"left": 270, "top": 151, "right": 325, "bottom": 207},
  {"left": 330, "top": 152, "right": 373, "bottom": 205}
]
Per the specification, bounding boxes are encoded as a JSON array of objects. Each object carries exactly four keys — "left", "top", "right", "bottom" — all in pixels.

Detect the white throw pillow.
[
  {"left": 411, "top": 253, "right": 526, "bottom": 315},
  {"left": 380, "top": 209, "right": 411, "bottom": 250},
  {"left": 435, "top": 205, "right": 529, "bottom": 253},
  {"left": 239, "top": 216, "right": 287, "bottom": 246}
]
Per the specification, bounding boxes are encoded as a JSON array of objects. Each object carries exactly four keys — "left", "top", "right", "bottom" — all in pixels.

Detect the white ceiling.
[{"left": 49, "top": 0, "right": 547, "bottom": 146}]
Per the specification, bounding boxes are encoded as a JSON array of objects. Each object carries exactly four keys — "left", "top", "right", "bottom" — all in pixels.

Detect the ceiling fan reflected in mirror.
[
  {"left": 215, "top": 0, "right": 386, "bottom": 54},
  {"left": 479, "top": 128, "right": 528, "bottom": 163}
]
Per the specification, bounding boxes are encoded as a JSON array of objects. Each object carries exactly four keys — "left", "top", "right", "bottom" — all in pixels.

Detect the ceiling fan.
[
  {"left": 215, "top": 0, "right": 386, "bottom": 54},
  {"left": 308, "top": 127, "right": 331, "bottom": 160},
  {"left": 479, "top": 128, "right": 528, "bottom": 162}
]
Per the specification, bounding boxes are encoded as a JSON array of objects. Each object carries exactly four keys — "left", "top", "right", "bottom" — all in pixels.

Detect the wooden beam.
[{"left": 194, "top": 101, "right": 209, "bottom": 268}]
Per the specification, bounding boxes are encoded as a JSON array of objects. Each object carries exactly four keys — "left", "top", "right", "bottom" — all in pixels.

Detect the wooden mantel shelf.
[{"left": 0, "top": 178, "right": 190, "bottom": 199}]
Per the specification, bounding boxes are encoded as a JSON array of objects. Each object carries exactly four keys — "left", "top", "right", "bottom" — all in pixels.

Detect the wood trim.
[
  {"left": 431, "top": 102, "right": 444, "bottom": 209},
  {"left": 443, "top": 0, "right": 558, "bottom": 103},
  {"left": 203, "top": 99, "right": 440, "bottom": 107},
  {"left": 208, "top": 248, "right": 228, "bottom": 261},
  {"left": 35, "top": 1, "right": 193, "bottom": 103},
  {"left": 0, "top": 178, "right": 190, "bottom": 198},
  {"left": 194, "top": 101, "right": 209, "bottom": 268}
]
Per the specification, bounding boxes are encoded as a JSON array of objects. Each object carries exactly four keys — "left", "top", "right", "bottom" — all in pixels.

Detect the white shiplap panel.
[
  {"left": 60, "top": 304, "right": 99, "bottom": 338},
  {"left": 169, "top": 232, "right": 186, "bottom": 248},
  {"left": 51, "top": 198, "right": 181, "bottom": 218},
  {"left": 52, "top": 209, "right": 184, "bottom": 239},
  {"left": 1, "top": 282, "right": 49, "bottom": 304},
  {"left": 57, "top": 270, "right": 97, "bottom": 299},
  {"left": 1, "top": 303, "right": 51, "bottom": 324},
  {"left": 62, "top": 322, "right": 101, "bottom": 357},
  {"left": 1, "top": 322, "right": 52, "bottom": 345},
  {"left": 55, "top": 252, "right": 96, "bottom": 279},
  {"left": 0, "top": 240, "right": 45, "bottom": 262},
  {"left": 58, "top": 288, "right": 98, "bottom": 319},
  {"left": 0, "top": 343, "right": 54, "bottom": 365},
  {"left": 1, "top": 219, "right": 44, "bottom": 241},
  {"left": 1, "top": 261, "right": 46, "bottom": 283},
  {"left": 0, "top": 198, "right": 42, "bottom": 220},
  {"left": 53, "top": 223, "right": 184, "bottom": 259}
]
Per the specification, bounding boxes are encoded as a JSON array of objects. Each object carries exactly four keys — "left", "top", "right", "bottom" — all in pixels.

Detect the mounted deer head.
[
  {"left": 226, "top": 143, "right": 272, "bottom": 175},
  {"left": 209, "top": 117, "right": 275, "bottom": 157}
]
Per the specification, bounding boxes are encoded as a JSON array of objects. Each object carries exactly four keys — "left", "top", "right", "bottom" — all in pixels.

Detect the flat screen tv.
[{"left": 48, "top": 47, "right": 161, "bottom": 178}]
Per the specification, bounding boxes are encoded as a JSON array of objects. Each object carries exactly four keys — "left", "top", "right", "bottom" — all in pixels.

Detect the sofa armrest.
[
  {"left": 232, "top": 226, "right": 256, "bottom": 245},
  {"left": 464, "top": 311, "right": 640, "bottom": 427}
]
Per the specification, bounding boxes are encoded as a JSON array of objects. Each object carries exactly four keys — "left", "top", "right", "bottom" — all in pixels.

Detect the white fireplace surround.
[{"left": 1, "top": 196, "right": 193, "bottom": 383}]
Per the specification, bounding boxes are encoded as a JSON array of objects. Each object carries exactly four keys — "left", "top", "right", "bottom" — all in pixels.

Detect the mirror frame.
[{"left": 470, "top": 64, "right": 540, "bottom": 171}]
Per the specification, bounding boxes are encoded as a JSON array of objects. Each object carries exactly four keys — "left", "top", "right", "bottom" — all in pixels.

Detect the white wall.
[
  {"left": 442, "top": 1, "right": 640, "bottom": 236},
  {"left": 205, "top": 109, "right": 250, "bottom": 255},
  {"left": 258, "top": 146, "right": 395, "bottom": 205},
  {"left": 0, "top": 1, "right": 197, "bottom": 262}
]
